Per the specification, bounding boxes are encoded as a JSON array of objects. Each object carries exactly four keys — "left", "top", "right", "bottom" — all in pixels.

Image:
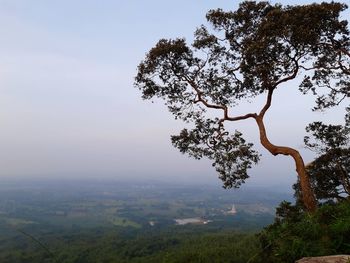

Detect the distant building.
[{"left": 227, "top": 204, "right": 237, "bottom": 215}]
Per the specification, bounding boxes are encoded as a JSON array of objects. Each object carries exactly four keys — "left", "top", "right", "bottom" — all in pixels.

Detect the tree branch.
[
  {"left": 274, "top": 57, "right": 300, "bottom": 87},
  {"left": 184, "top": 76, "right": 257, "bottom": 124},
  {"left": 259, "top": 88, "right": 274, "bottom": 118},
  {"left": 226, "top": 113, "right": 258, "bottom": 122}
]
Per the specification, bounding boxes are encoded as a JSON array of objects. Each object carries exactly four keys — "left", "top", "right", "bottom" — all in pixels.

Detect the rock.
[{"left": 296, "top": 255, "right": 350, "bottom": 263}]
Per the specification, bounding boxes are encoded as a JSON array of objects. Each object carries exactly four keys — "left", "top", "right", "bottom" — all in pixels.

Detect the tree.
[
  {"left": 135, "top": 1, "right": 350, "bottom": 212},
  {"left": 294, "top": 108, "right": 350, "bottom": 202}
]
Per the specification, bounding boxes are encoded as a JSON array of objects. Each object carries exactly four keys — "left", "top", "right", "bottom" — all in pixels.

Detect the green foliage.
[
  {"left": 0, "top": 228, "right": 261, "bottom": 263},
  {"left": 294, "top": 109, "right": 350, "bottom": 203},
  {"left": 0, "top": 181, "right": 281, "bottom": 263},
  {"left": 304, "top": 108, "right": 350, "bottom": 153},
  {"left": 258, "top": 201, "right": 350, "bottom": 263},
  {"left": 171, "top": 119, "right": 259, "bottom": 188},
  {"left": 305, "top": 148, "right": 350, "bottom": 201}
]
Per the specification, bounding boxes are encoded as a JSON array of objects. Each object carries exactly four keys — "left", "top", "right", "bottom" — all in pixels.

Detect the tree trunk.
[{"left": 255, "top": 116, "right": 317, "bottom": 212}]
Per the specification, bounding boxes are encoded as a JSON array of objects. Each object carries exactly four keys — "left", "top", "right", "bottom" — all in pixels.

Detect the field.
[{"left": 0, "top": 179, "right": 292, "bottom": 262}]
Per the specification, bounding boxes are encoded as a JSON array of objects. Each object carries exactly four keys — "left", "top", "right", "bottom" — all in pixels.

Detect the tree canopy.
[{"left": 135, "top": 1, "right": 350, "bottom": 212}]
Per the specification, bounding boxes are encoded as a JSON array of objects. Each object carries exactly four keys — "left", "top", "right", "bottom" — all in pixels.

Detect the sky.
[{"left": 0, "top": 1, "right": 348, "bottom": 189}]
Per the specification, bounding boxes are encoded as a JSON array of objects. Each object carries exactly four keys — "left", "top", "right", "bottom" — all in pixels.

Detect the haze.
[{"left": 0, "top": 0, "right": 347, "bottom": 189}]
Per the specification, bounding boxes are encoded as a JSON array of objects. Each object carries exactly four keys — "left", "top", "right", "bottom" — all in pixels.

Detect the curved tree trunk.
[
  {"left": 256, "top": 116, "right": 317, "bottom": 212},
  {"left": 185, "top": 76, "right": 318, "bottom": 212}
]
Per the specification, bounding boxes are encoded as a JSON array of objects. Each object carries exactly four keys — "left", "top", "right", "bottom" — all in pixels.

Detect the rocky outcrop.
[{"left": 296, "top": 255, "right": 350, "bottom": 263}]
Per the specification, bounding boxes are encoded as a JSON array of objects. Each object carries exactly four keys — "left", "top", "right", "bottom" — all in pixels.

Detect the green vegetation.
[
  {"left": 0, "top": 228, "right": 261, "bottom": 263},
  {"left": 3, "top": 198, "right": 348, "bottom": 263},
  {"left": 0, "top": 167, "right": 349, "bottom": 263},
  {"left": 110, "top": 217, "right": 141, "bottom": 228},
  {"left": 258, "top": 201, "right": 350, "bottom": 263},
  {"left": 0, "top": 181, "right": 283, "bottom": 263}
]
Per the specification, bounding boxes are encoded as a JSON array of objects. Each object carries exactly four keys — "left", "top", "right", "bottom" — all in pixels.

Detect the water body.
[{"left": 174, "top": 218, "right": 212, "bottom": 225}]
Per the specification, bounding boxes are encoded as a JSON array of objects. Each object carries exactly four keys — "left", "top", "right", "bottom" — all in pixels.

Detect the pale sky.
[{"left": 0, "top": 1, "right": 348, "bottom": 189}]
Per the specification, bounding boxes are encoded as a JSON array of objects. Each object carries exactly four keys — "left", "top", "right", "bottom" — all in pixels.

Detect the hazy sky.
[{"left": 0, "top": 1, "right": 348, "bottom": 188}]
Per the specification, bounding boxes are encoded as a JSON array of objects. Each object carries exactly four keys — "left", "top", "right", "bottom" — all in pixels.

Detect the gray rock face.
[{"left": 296, "top": 255, "right": 350, "bottom": 263}]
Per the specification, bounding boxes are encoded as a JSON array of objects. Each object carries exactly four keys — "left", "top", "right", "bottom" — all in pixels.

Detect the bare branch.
[
  {"left": 226, "top": 113, "right": 257, "bottom": 121},
  {"left": 184, "top": 76, "right": 257, "bottom": 125}
]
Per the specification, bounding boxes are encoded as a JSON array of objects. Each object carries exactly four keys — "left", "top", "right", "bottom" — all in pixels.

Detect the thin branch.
[
  {"left": 185, "top": 76, "right": 227, "bottom": 111},
  {"left": 194, "top": 53, "right": 209, "bottom": 78},
  {"left": 299, "top": 65, "right": 341, "bottom": 71},
  {"left": 321, "top": 40, "right": 350, "bottom": 57},
  {"left": 339, "top": 47, "right": 350, "bottom": 58},
  {"left": 184, "top": 76, "right": 257, "bottom": 126},
  {"left": 336, "top": 94, "right": 347, "bottom": 105},
  {"left": 274, "top": 56, "right": 300, "bottom": 86},
  {"left": 337, "top": 53, "right": 350, "bottom": 75}
]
